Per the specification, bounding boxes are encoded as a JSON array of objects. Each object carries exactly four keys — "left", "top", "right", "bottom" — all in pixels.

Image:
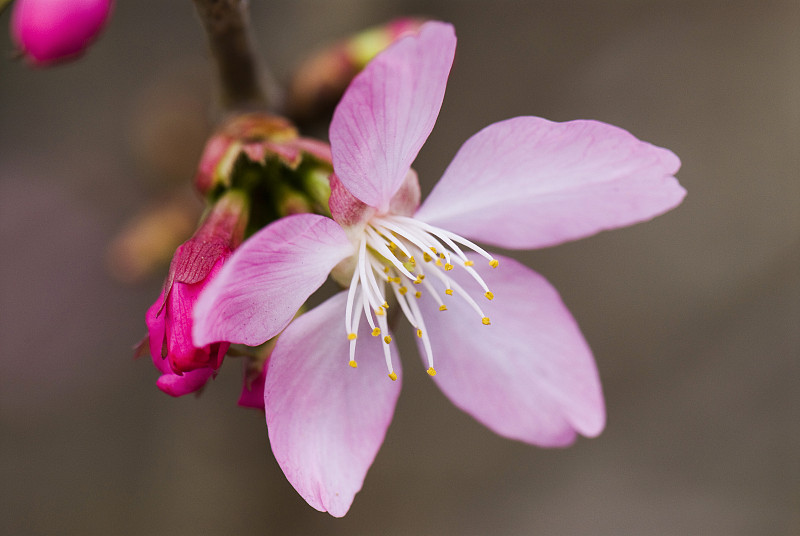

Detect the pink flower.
[
  {"left": 145, "top": 191, "right": 247, "bottom": 397},
  {"left": 10, "top": 0, "right": 113, "bottom": 66},
  {"left": 193, "top": 21, "right": 685, "bottom": 516}
]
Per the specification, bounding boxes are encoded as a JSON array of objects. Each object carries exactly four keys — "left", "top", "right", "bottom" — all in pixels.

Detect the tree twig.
[{"left": 192, "top": 0, "right": 279, "bottom": 113}]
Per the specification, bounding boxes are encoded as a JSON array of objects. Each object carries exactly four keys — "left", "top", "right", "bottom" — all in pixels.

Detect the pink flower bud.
[
  {"left": 143, "top": 191, "right": 248, "bottom": 396},
  {"left": 10, "top": 0, "right": 113, "bottom": 66}
]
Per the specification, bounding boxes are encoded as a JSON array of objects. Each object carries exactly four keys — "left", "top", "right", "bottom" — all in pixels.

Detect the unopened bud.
[
  {"left": 287, "top": 17, "right": 425, "bottom": 124},
  {"left": 10, "top": 0, "right": 113, "bottom": 66}
]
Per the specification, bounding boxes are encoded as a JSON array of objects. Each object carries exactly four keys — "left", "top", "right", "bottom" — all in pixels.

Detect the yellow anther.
[
  {"left": 416, "top": 328, "right": 422, "bottom": 338},
  {"left": 439, "top": 305, "right": 448, "bottom": 311},
  {"left": 489, "top": 259, "right": 499, "bottom": 268},
  {"left": 413, "top": 278, "right": 423, "bottom": 285},
  {"left": 349, "top": 360, "right": 358, "bottom": 368},
  {"left": 415, "top": 291, "right": 422, "bottom": 299},
  {"left": 347, "top": 333, "right": 357, "bottom": 341},
  {"left": 418, "top": 274, "right": 425, "bottom": 280},
  {"left": 383, "top": 266, "right": 390, "bottom": 273},
  {"left": 388, "top": 242, "right": 397, "bottom": 251},
  {"left": 388, "top": 372, "right": 398, "bottom": 381},
  {"left": 382, "top": 302, "right": 389, "bottom": 309},
  {"left": 445, "top": 289, "right": 453, "bottom": 296},
  {"left": 435, "top": 259, "right": 443, "bottom": 267},
  {"left": 371, "top": 327, "right": 381, "bottom": 336},
  {"left": 409, "top": 256, "right": 416, "bottom": 264},
  {"left": 384, "top": 335, "right": 392, "bottom": 344},
  {"left": 430, "top": 247, "right": 437, "bottom": 254},
  {"left": 464, "top": 260, "right": 474, "bottom": 267},
  {"left": 399, "top": 286, "right": 408, "bottom": 295},
  {"left": 482, "top": 317, "right": 491, "bottom": 325},
  {"left": 375, "top": 308, "right": 385, "bottom": 316},
  {"left": 439, "top": 252, "right": 446, "bottom": 259},
  {"left": 444, "top": 263, "right": 454, "bottom": 271},
  {"left": 485, "top": 291, "right": 494, "bottom": 300},
  {"left": 387, "top": 276, "right": 401, "bottom": 284},
  {"left": 423, "top": 252, "right": 432, "bottom": 262},
  {"left": 427, "top": 367, "right": 437, "bottom": 377}
]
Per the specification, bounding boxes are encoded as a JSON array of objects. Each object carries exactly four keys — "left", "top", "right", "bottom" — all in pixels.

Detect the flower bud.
[
  {"left": 287, "top": 17, "right": 425, "bottom": 124},
  {"left": 143, "top": 190, "right": 248, "bottom": 395},
  {"left": 10, "top": 0, "right": 113, "bottom": 66}
]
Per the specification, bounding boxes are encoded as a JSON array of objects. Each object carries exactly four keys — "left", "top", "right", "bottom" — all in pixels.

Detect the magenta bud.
[
  {"left": 10, "top": 0, "right": 113, "bottom": 66},
  {"left": 143, "top": 191, "right": 249, "bottom": 390}
]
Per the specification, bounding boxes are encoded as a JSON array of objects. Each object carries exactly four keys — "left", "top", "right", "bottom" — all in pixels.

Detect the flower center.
[{"left": 344, "top": 214, "right": 498, "bottom": 380}]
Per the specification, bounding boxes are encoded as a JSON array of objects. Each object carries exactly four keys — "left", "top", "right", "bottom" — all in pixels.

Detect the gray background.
[{"left": 1, "top": 1, "right": 798, "bottom": 534}]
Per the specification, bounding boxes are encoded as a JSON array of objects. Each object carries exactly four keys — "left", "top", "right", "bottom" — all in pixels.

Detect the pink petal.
[
  {"left": 192, "top": 214, "right": 354, "bottom": 347},
  {"left": 415, "top": 253, "right": 605, "bottom": 446},
  {"left": 266, "top": 292, "right": 402, "bottom": 517},
  {"left": 329, "top": 21, "right": 455, "bottom": 212},
  {"left": 145, "top": 292, "right": 167, "bottom": 361},
  {"left": 155, "top": 366, "right": 215, "bottom": 397},
  {"left": 415, "top": 117, "right": 685, "bottom": 249},
  {"left": 145, "top": 292, "right": 216, "bottom": 396},
  {"left": 238, "top": 362, "right": 267, "bottom": 410},
  {"left": 388, "top": 168, "right": 421, "bottom": 217},
  {"left": 165, "top": 280, "right": 214, "bottom": 371}
]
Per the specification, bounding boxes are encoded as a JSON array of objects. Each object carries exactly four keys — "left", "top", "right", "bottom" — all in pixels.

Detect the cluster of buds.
[{"left": 139, "top": 113, "right": 334, "bottom": 407}]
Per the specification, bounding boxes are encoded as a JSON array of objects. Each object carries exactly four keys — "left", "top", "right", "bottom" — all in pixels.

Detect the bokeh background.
[{"left": 1, "top": 1, "right": 798, "bottom": 534}]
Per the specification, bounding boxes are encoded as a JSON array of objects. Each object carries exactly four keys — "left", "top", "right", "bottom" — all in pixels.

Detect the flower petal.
[
  {"left": 415, "top": 253, "right": 605, "bottom": 446},
  {"left": 415, "top": 117, "right": 685, "bottom": 249},
  {"left": 266, "top": 291, "right": 402, "bottom": 517},
  {"left": 145, "top": 293, "right": 167, "bottom": 361},
  {"left": 192, "top": 214, "right": 354, "bottom": 347},
  {"left": 329, "top": 21, "right": 455, "bottom": 212},
  {"left": 155, "top": 366, "right": 215, "bottom": 397},
  {"left": 238, "top": 362, "right": 267, "bottom": 410}
]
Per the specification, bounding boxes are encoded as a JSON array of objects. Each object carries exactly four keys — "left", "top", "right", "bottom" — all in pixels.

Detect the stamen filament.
[
  {"left": 406, "top": 291, "right": 435, "bottom": 371},
  {"left": 373, "top": 217, "right": 446, "bottom": 266},
  {"left": 426, "top": 268, "right": 488, "bottom": 321},
  {"left": 375, "top": 311, "right": 395, "bottom": 378},
  {"left": 358, "top": 238, "right": 383, "bottom": 311},
  {"left": 365, "top": 226, "right": 416, "bottom": 280},
  {"left": 348, "top": 288, "right": 363, "bottom": 366},
  {"left": 373, "top": 225, "right": 413, "bottom": 259},
  {"left": 344, "top": 261, "right": 361, "bottom": 336},
  {"left": 390, "top": 278, "right": 421, "bottom": 330}
]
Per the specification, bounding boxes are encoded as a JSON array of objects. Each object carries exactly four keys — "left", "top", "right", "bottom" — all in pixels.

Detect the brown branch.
[{"left": 192, "top": 0, "right": 279, "bottom": 113}]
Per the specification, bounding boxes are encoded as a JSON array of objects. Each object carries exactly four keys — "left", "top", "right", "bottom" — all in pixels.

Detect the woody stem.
[{"left": 191, "top": 0, "right": 281, "bottom": 112}]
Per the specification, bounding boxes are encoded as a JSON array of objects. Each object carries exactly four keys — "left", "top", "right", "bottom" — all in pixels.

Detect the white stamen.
[
  {"left": 348, "top": 288, "right": 363, "bottom": 365},
  {"left": 344, "top": 259, "right": 361, "bottom": 335},
  {"left": 343, "top": 213, "right": 498, "bottom": 378},
  {"left": 365, "top": 226, "right": 415, "bottom": 280},
  {"left": 389, "top": 276, "right": 420, "bottom": 329},
  {"left": 406, "top": 290, "right": 435, "bottom": 370},
  {"left": 375, "top": 309, "right": 394, "bottom": 375}
]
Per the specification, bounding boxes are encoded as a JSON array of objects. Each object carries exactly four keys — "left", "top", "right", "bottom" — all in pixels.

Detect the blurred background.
[{"left": 1, "top": 1, "right": 797, "bottom": 534}]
